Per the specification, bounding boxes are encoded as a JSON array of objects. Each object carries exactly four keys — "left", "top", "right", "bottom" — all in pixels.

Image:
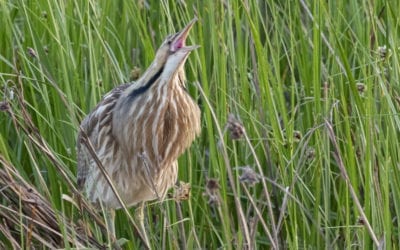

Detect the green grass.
[{"left": 1, "top": 0, "right": 400, "bottom": 249}]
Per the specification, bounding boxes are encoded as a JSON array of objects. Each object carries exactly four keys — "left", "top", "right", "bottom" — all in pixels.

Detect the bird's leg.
[
  {"left": 136, "top": 202, "right": 150, "bottom": 247},
  {"left": 105, "top": 208, "right": 116, "bottom": 237}
]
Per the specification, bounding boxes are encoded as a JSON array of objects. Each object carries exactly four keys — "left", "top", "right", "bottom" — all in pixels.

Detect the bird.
[{"left": 76, "top": 18, "right": 201, "bottom": 246}]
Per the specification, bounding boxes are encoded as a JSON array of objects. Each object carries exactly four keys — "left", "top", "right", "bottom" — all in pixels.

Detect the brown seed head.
[
  {"left": 227, "top": 114, "right": 244, "bottom": 140},
  {"left": 27, "top": 47, "right": 37, "bottom": 58},
  {"left": 0, "top": 101, "right": 10, "bottom": 112},
  {"left": 237, "top": 166, "right": 262, "bottom": 186},
  {"left": 293, "top": 130, "right": 302, "bottom": 142},
  {"left": 203, "top": 178, "right": 221, "bottom": 206},
  {"left": 173, "top": 181, "right": 191, "bottom": 201},
  {"left": 356, "top": 82, "right": 366, "bottom": 94}
]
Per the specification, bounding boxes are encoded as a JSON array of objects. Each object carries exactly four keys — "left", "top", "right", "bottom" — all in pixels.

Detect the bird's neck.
[
  {"left": 113, "top": 62, "right": 186, "bottom": 129},
  {"left": 139, "top": 62, "right": 165, "bottom": 87},
  {"left": 122, "top": 62, "right": 186, "bottom": 100},
  {"left": 140, "top": 62, "right": 186, "bottom": 88}
]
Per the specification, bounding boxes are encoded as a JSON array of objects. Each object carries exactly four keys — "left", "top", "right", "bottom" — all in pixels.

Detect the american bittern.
[{"left": 76, "top": 18, "right": 200, "bottom": 244}]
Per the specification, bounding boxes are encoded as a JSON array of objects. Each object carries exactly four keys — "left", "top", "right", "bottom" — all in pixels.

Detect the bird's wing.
[
  {"left": 76, "top": 115, "right": 95, "bottom": 190},
  {"left": 76, "top": 84, "right": 130, "bottom": 190}
]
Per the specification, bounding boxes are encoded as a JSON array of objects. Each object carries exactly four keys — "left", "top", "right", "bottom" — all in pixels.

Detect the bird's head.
[{"left": 152, "top": 17, "right": 199, "bottom": 77}]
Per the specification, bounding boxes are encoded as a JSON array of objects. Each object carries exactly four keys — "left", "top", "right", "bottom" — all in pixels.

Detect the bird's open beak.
[{"left": 171, "top": 17, "right": 199, "bottom": 52}]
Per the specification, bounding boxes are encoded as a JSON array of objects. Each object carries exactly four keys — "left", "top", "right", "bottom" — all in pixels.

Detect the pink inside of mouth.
[{"left": 172, "top": 38, "right": 185, "bottom": 51}]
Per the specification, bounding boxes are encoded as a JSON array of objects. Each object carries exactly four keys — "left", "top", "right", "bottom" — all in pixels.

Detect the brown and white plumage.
[{"left": 76, "top": 18, "right": 200, "bottom": 238}]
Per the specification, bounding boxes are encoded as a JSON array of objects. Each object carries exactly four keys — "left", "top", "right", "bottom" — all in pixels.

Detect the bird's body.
[
  {"left": 76, "top": 18, "right": 200, "bottom": 235},
  {"left": 77, "top": 71, "right": 200, "bottom": 208}
]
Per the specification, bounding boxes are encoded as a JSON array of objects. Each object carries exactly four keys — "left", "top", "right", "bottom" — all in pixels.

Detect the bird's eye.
[{"left": 167, "top": 33, "right": 179, "bottom": 46}]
